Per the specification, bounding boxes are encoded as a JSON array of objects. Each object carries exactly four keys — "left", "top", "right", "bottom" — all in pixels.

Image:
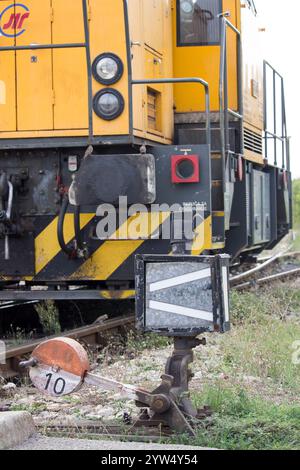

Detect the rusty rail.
[
  {"left": 233, "top": 267, "right": 300, "bottom": 291},
  {"left": 229, "top": 246, "right": 300, "bottom": 285},
  {"left": 0, "top": 315, "right": 134, "bottom": 379},
  {"left": 1, "top": 251, "right": 300, "bottom": 380}
]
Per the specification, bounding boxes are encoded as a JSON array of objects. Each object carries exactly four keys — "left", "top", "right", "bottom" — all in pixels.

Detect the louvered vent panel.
[{"left": 244, "top": 128, "right": 263, "bottom": 155}]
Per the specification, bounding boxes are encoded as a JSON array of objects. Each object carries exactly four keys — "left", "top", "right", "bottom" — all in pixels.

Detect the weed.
[
  {"left": 174, "top": 384, "right": 300, "bottom": 450},
  {"left": 5, "top": 326, "right": 35, "bottom": 346},
  {"left": 126, "top": 330, "right": 170, "bottom": 353},
  {"left": 35, "top": 301, "right": 61, "bottom": 336},
  {"left": 225, "top": 287, "right": 300, "bottom": 390}
]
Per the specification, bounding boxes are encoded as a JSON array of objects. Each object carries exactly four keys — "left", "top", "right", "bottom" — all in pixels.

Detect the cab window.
[{"left": 177, "top": 0, "right": 222, "bottom": 46}]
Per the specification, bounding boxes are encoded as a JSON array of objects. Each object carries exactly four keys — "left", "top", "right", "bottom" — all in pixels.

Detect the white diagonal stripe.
[
  {"left": 149, "top": 300, "right": 213, "bottom": 322},
  {"left": 222, "top": 266, "right": 230, "bottom": 322},
  {"left": 149, "top": 268, "right": 211, "bottom": 293}
]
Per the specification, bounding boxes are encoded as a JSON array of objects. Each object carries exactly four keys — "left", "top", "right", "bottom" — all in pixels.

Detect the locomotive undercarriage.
[{"left": 0, "top": 135, "right": 291, "bottom": 300}]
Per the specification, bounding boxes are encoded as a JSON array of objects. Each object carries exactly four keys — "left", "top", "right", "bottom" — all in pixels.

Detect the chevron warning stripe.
[
  {"left": 30, "top": 211, "right": 212, "bottom": 283},
  {"left": 72, "top": 212, "right": 170, "bottom": 280},
  {"left": 35, "top": 214, "right": 94, "bottom": 274}
]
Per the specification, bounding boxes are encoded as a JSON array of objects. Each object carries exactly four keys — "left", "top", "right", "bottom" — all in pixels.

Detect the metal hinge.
[
  {"left": 50, "top": 7, "right": 54, "bottom": 22},
  {"left": 52, "top": 90, "right": 56, "bottom": 106},
  {"left": 88, "top": 5, "right": 92, "bottom": 21}
]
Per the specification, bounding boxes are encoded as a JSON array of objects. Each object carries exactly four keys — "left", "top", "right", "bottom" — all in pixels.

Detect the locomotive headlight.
[
  {"left": 93, "top": 89, "right": 125, "bottom": 120},
  {"left": 92, "top": 53, "right": 124, "bottom": 85}
]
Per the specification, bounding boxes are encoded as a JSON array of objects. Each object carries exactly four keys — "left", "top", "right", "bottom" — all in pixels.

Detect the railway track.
[
  {"left": 0, "top": 315, "right": 134, "bottom": 379},
  {"left": 1, "top": 251, "right": 300, "bottom": 380},
  {"left": 230, "top": 250, "right": 300, "bottom": 289},
  {"left": 36, "top": 421, "right": 172, "bottom": 443},
  {"left": 232, "top": 267, "right": 300, "bottom": 291}
]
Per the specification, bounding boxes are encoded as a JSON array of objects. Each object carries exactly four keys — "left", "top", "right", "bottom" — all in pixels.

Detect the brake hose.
[
  {"left": 57, "top": 194, "right": 74, "bottom": 257},
  {"left": 74, "top": 205, "right": 84, "bottom": 252}
]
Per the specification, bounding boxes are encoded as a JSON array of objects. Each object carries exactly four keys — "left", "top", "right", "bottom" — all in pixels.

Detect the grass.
[
  {"left": 225, "top": 287, "right": 300, "bottom": 391},
  {"left": 182, "top": 384, "right": 300, "bottom": 450},
  {"left": 170, "top": 285, "right": 300, "bottom": 449},
  {"left": 34, "top": 300, "right": 61, "bottom": 336},
  {"left": 293, "top": 227, "right": 300, "bottom": 251},
  {"left": 126, "top": 330, "right": 171, "bottom": 353},
  {"left": 4, "top": 326, "right": 35, "bottom": 346}
]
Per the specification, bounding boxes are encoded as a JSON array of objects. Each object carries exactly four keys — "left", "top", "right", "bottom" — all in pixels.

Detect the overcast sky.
[{"left": 255, "top": 0, "right": 299, "bottom": 178}]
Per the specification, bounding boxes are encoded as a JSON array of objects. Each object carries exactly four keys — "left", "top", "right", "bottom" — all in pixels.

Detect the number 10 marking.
[{"left": 45, "top": 373, "right": 66, "bottom": 395}]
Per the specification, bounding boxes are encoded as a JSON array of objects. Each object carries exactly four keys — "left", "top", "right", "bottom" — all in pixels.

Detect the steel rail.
[
  {"left": 233, "top": 267, "right": 300, "bottom": 291},
  {"left": 36, "top": 422, "right": 172, "bottom": 443},
  {"left": 230, "top": 248, "right": 292, "bottom": 284},
  {"left": 0, "top": 315, "right": 134, "bottom": 379}
]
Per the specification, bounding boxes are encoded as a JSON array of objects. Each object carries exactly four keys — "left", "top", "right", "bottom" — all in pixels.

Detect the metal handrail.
[
  {"left": 263, "top": 61, "right": 289, "bottom": 170},
  {"left": 0, "top": 0, "right": 93, "bottom": 140},
  {"left": 132, "top": 78, "right": 211, "bottom": 147},
  {"left": 0, "top": 43, "right": 86, "bottom": 52},
  {"left": 219, "top": 17, "right": 244, "bottom": 161}
]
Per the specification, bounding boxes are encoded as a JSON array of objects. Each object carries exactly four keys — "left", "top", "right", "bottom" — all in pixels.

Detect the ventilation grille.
[
  {"left": 147, "top": 89, "right": 159, "bottom": 131},
  {"left": 244, "top": 128, "right": 263, "bottom": 155}
]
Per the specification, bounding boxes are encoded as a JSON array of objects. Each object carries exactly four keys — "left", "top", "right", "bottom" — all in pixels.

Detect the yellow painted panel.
[
  {"left": 133, "top": 128, "right": 172, "bottom": 145},
  {"left": 52, "top": 0, "right": 88, "bottom": 130},
  {"left": 0, "top": 1, "right": 16, "bottom": 131},
  {"left": 241, "top": 3, "right": 263, "bottom": 131},
  {"left": 143, "top": 0, "right": 164, "bottom": 55},
  {"left": 173, "top": 0, "right": 238, "bottom": 113},
  {"left": 129, "top": 0, "right": 173, "bottom": 141},
  {"left": 35, "top": 213, "right": 94, "bottom": 274},
  {"left": 100, "top": 290, "right": 135, "bottom": 300},
  {"left": 162, "top": 0, "right": 174, "bottom": 141},
  {"left": 0, "top": 129, "right": 89, "bottom": 138},
  {"left": 128, "top": 0, "right": 145, "bottom": 132},
  {"left": 191, "top": 216, "right": 212, "bottom": 255},
  {"left": 89, "top": 0, "right": 129, "bottom": 136},
  {"left": 16, "top": 0, "right": 53, "bottom": 130},
  {"left": 244, "top": 148, "right": 264, "bottom": 165}
]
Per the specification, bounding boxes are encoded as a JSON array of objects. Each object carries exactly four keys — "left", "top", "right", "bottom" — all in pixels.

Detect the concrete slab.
[
  {"left": 13, "top": 436, "right": 213, "bottom": 450},
  {"left": 0, "top": 412, "right": 36, "bottom": 450}
]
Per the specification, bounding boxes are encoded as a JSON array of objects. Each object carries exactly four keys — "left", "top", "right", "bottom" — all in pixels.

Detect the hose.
[
  {"left": 57, "top": 194, "right": 74, "bottom": 257},
  {"left": 74, "top": 205, "right": 84, "bottom": 251}
]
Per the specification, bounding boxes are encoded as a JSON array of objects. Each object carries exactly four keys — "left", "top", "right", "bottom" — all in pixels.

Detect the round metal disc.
[{"left": 30, "top": 338, "right": 90, "bottom": 398}]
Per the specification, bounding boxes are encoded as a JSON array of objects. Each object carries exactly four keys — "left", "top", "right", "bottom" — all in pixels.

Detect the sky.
[{"left": 255, "top": 0, "right": 299, "bottom": 178}]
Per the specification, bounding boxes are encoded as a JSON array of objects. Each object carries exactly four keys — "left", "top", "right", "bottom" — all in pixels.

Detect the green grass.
[
  {"left": 34, "top": 300, "right": 61, "bottom": 336},
  {"left": 225, "top": 289, "right": 300, "bottom": 391},
  {"left": 293, "top": 227, "right": 300, "bottom": 251},
  {"left": 182, "top": 384, "right": 300, "bottom": 450},
  {"left": 126, "top": 330, "right": 171, "bottom": 352},
  {"left": 172, "top": 286, "right": 300, "bottom": 449}
]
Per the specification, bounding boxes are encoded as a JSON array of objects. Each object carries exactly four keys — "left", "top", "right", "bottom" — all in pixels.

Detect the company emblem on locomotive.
[{"left": 0, "top": 3, "right": 30, "bottom": 38}]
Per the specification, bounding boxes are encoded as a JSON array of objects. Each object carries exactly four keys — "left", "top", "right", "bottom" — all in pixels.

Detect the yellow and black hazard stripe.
[
  {"left": 35, "top": 212, "right": 170, "bottom": 281},
  {"left": 31, "top": 211, "right": 213, "bottom": 283}
]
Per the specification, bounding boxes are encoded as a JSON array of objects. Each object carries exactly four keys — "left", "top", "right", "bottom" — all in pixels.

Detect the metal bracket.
[{"left": 135, "top": 337, "right": 210, "bottom": 436}]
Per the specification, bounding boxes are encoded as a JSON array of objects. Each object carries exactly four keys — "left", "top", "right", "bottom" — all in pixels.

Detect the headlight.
[
  {"left": 92, "top": 53, "right": 124, "bottom": 85},
  {"left": 93, "top": 89, "right": 125, "bottom": 120}
]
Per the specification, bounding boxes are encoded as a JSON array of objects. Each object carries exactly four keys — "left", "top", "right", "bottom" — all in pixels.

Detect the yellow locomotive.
[{"left": 0, "top": 0, "right": 292, "bottom": 301}]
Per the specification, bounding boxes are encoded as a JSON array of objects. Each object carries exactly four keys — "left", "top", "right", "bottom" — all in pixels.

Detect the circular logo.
[{"left": 0, "top": 3, "right": 30, "bottom": 38}]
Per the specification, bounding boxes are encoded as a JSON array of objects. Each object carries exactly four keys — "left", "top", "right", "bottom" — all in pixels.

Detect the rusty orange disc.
[
  {"left": 29, "top": 338, "right": 90, "bottom": 397},
  {"left": 33, "top": 337, "right": 90, "bottom": 377}
]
